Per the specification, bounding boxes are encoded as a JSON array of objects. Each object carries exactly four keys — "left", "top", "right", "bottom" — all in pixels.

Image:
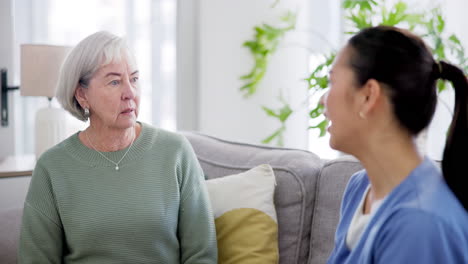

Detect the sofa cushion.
[
  {"left": 183, "top": 132, "right": 322, "bottom": 264},
  {"left": 206, "top": 164, "right": 278, "bottom": 263},
  {"left": 0, "top": 207, "right": 23, "bottom": 264},
  {"left": 307, "top": 155, "right": 363, "bottom": 264}
]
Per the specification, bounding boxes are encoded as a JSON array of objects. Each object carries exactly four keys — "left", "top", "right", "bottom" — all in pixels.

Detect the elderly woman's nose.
[{"left": 122, "top": 78, "right": 137, "bottom": 99}]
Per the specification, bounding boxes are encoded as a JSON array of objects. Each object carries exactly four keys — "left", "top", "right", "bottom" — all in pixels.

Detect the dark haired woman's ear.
[{"left": 358, "top": 78, "right": 383, "bottom": 119}]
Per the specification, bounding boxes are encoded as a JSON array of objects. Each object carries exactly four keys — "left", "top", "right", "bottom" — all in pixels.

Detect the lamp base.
[{"left": 35, "top": 106, "right": 68, "bottom": 159}]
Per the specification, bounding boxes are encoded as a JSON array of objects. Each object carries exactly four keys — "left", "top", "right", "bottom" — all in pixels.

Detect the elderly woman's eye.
[
  {"left": 131, "top": 77, "right": 139, "bottom": 83},
  {"left": 109, "top": 80, "right": 120, "bottom": 86}
]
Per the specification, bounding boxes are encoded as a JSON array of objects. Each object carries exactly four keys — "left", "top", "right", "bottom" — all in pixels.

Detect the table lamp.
[{"left": 20, "top": 44, "right": 72, "bottom": 159}]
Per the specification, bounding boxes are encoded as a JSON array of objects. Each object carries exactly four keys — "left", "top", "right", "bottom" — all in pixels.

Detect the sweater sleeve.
[
  {"left": 177, "top": 137, "right": 218, "bottom": 264},
  {"left": 374, "top": 209, "right": 463, "bottom": 264},
  {"left": 18, "top": 162, "right": 64, "bottom": 264}
]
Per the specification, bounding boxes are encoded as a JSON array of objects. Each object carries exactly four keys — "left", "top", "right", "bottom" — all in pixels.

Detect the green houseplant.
[
  {"left": 241, "top": 0, "right": 468, "bottom": 146},
  {"left": 240, "top": 11, "right": 296, "bottom": 98}
]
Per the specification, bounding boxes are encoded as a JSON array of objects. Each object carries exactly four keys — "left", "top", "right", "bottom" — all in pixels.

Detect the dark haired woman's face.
[{"left": 324, "top": 46, "right": 365, "bottom": 152}]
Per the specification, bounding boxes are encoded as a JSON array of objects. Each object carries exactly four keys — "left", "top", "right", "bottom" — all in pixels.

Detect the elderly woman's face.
[{"left": 82, "top": 59, "right": 140, "bottom": 129}]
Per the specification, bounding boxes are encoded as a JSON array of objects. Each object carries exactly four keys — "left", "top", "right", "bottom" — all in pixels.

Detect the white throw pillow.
[{"left": 205, "top": 164, "right": 279, "bottom": 263}]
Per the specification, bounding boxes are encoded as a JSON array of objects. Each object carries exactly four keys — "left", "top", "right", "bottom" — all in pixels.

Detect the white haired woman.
[{"left": 18, "top": 31, "right": 217, "bottom": 263}]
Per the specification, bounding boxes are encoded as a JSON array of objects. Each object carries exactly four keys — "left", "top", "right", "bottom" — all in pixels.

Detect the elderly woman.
[
  {"left": 19, "top": 31, "right": 217, "bottom": 263},
  {"left": 325, "top": 26, "right": 468, "bottom": 263}
]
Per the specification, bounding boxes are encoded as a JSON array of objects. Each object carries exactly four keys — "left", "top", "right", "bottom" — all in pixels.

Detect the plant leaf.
[
  {"left": 262, "top": 127, "right": 284, "bottom": 144},
  {"left": 309, "top": 104, "right": 324, "bottom": 119},
  {"left": 436, "top": 13, "right": 445, "bottom": 33},
  {"left": 262, "top": 106, "right": 279, "bottom": 118},
  {"left": 309, "top": 119, "right": 329, "bottom": 137},
  {"left": 449, "top": 34, "right": 461, "bottom": 46},
  {"left": 437, "top": 80, "right": 446, "bottom": 93},
  {"left": 278, "top": 104, "right": 292, "bottom": 122},
  {"left": 240, "top": 11, "right": 297, "bottom": 97},
  {"left": 343, "top": 0, "right": 377, "bottom": 12}
]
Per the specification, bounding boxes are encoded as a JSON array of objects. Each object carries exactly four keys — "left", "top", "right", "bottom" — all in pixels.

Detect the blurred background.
[{"left": 1, "top": 0, "right": 467, "bottom": 161}]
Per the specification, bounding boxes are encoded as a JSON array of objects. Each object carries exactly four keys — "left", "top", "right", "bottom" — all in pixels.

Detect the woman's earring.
[
  {"left": 359, "top": 111, "right": 366, "bottom": 119},
  {"left": 84, "top": 108, "right": 90, "bottom": 118}
]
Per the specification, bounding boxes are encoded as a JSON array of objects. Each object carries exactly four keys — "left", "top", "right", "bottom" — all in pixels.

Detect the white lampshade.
[
  {"left": 20, "top": 44, "right": 71, "bottom": 97},
  {"left": 19, "top": 44, "right": 72, "bottom": 158}
]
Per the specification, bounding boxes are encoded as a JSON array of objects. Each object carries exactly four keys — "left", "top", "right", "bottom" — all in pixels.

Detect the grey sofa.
[
  {"left": 184, "top": 132, "right": 362, "bottom": 264},
  {"left": 0, "top": 132, "right": 362, "bottom": 264}
]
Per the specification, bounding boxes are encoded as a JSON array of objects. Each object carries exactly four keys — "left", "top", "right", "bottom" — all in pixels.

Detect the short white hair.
[{"left": 56, "top": 31, "right": 136, "bottom": 121}]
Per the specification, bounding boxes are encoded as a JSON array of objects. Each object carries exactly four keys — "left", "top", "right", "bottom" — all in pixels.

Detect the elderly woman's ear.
[{"left": 74, "top": 85, "right": 88, "bottom": 109}]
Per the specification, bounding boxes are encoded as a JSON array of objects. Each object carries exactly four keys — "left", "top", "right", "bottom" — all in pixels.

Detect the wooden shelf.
[{"left": 0, "top": 154, "right": 35, "bottom": 178}]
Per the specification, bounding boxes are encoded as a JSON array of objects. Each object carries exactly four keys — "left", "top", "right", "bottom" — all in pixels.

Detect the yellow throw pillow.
[{"left": 205, "top": 164, "right": 279, "bottom": 264}]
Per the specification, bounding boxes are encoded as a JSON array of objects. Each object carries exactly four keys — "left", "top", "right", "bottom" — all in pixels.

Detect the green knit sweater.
[{"left": 19, "top": 123, "right": 217, "bottom": 263}]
